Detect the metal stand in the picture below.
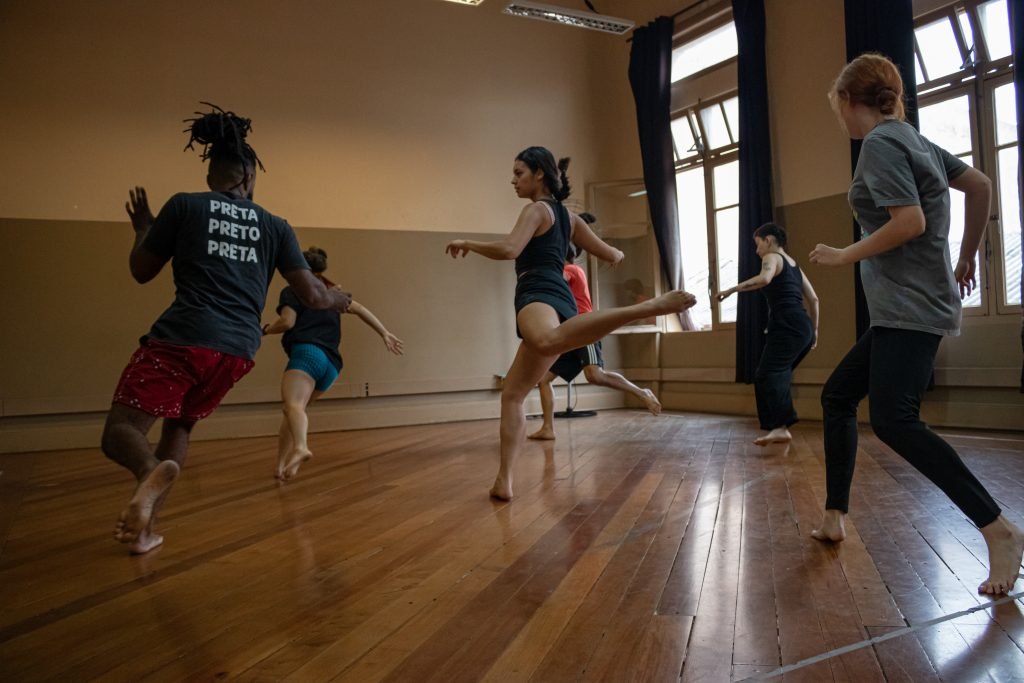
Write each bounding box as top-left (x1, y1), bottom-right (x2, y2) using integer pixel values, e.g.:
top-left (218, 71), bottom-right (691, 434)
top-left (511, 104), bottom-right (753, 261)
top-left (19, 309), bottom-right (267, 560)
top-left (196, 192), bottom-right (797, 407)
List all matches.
top-left (554, 378), bottom-right (597, 418)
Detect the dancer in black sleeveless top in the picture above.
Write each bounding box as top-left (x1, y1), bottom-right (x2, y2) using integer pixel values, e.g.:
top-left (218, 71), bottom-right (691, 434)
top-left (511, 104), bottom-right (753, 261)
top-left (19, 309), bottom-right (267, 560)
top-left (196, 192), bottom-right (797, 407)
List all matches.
top-left (446, 147), bottom-right (697, 500)
top-left (717, 223), bottom-right (819, 445)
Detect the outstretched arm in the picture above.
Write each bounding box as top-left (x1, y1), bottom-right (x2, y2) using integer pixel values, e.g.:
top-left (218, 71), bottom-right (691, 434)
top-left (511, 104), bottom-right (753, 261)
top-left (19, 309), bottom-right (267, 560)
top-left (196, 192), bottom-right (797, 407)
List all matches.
top-left (445, 203), bottom-right (548, 261)
top-left (125, 186), bottom-right (170, 283)
top-left (716, 254), bottom-right (782, 301)
top-left (569, 214), bottom-right (623, 265)
top-left (262, 306), bottom-right (297, 336)
top-left (809, 205), bottom-right (925, 267)
top-left (800, 272), bottom-right (820, 349)
top-left (347, 301), bottom-right (404, 355)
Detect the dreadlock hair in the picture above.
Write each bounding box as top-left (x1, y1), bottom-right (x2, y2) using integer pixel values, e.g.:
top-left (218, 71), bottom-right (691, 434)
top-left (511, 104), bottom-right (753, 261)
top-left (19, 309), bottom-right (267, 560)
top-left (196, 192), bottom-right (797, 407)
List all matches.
top-left (515, 146), bottom-right (572, 202)
top-left (183, 102), bottom-right (265, 180)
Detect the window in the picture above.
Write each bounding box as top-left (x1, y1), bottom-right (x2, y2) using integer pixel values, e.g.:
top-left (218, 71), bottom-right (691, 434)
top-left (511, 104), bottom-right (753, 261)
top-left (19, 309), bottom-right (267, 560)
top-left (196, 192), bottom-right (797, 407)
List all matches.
top-left (669, 14), bottom-right (739, 330)
top-left (915, 0), bottom-right (1019, 315)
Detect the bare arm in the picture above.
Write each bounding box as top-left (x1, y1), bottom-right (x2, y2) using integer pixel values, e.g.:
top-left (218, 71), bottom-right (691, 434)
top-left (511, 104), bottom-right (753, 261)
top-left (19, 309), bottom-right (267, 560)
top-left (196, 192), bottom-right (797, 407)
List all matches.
top-left (716, 254), bottom-right (782, 301)
top-left (125, 186), bottom-right (170, 283)
top-left (261, 306), bottom-right (297, 336)
top-left (283, 269), bottom-right (352, 313)
top-left (949, 166), bottom-right (992, 298)
top-left (445, 203), bottom-right (548, 261)
top-left (347, 301), bottom-right (404, 355)
top-left (569, 214), bottom-right (624, 265)
top-left (801, 272), bottom-right (820, 349)
top-left (809, 204), bottom-right (926, 266)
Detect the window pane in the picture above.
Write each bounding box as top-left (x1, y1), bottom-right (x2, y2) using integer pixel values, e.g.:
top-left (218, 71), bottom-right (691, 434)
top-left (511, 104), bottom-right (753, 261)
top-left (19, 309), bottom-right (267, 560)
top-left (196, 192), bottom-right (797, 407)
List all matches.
top-left (998, 147), bottom-right (1021, 306)
top-left (915, 17), bottom-right (964, 80)
top-left (713, 160), bottom-right (739, 209)
top-left (671, 114), bottom-right (697, 160)
top-left (947, 157), bottom-right (982, 308)
top-left (676, 168), bottom-right (712, 329)
top-left (722, 97), bottom-right (739, 143)
top-left (994, 82), bottom-right (1017, 146)
top-left (919, 95), bottom-right (972, 156)
top-left (715, 207), bottom-right (739, 323)
top-left (956, 9), bottom-right (975, 66)
top-left (700, 104), bottom-right (731, 150)
top-left (915, 54), bottom-right (926, 86)
top-left (978, 0), bottom-right (1011, 60)
top-left (671, 22), bottom-right (738, 82)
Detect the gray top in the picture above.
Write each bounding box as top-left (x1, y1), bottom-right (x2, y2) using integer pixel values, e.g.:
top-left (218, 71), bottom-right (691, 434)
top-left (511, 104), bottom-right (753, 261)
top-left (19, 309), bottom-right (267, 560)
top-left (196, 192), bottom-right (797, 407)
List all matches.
top-left (142, 191), bottom-right (309, 359)
top-left (849, 120), bottom-right (969, 337)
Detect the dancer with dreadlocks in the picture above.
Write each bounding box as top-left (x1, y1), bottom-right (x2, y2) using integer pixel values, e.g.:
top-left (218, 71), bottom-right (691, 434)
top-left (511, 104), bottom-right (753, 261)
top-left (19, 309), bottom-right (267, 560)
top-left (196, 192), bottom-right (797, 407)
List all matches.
top-left (446, 147), bottom-right (696, 500)
top-left (102, 103), bottom-right (352, 554)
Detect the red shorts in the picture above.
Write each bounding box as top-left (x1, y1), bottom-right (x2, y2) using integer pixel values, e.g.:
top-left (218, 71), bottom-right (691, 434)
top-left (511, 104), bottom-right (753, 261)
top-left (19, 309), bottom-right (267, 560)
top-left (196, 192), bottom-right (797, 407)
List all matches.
top-left (112, 339), bottom-right (254, 421)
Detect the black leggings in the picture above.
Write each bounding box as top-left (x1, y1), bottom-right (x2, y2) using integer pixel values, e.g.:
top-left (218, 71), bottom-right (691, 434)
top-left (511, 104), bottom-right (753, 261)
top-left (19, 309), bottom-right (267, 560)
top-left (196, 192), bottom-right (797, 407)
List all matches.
top-left (754, 307), bottom-right (814, 431)
top-left (821, 327), bottom-right (1001, 528)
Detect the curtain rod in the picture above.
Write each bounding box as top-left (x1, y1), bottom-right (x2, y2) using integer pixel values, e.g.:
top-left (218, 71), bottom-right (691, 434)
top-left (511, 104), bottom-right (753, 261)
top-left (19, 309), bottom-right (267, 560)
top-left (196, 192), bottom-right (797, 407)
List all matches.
top-left (625, 0), bottom-right (711, 42)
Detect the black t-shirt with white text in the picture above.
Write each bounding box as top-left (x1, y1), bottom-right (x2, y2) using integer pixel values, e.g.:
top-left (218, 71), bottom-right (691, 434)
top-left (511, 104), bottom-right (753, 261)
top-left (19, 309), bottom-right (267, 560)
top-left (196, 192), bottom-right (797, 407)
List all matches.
top-left (142, 191), bottom-right (309, 359)
top-left (278, 287), bottom-right (343, 372)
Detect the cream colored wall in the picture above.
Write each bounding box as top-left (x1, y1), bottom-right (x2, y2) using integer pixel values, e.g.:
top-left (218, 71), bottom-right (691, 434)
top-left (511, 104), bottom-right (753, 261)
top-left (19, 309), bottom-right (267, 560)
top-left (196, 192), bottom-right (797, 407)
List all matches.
top-left (0, 0), bottom-right (615, 232)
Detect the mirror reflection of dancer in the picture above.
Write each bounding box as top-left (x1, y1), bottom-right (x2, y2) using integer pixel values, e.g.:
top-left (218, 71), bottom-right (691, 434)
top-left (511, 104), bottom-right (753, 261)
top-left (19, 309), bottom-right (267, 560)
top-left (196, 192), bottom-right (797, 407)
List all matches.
top-left (101, 104), bottom-right (352, 554)
top-left (810, 54), bottom-right (1022, 595)
top-left (262, 247), bottom-right (403, 480)
top-left (528, 214), bottom-right (661, 442)
top-left (717, 223), bottom-right (819, 446)
top-left (445, 147), bottom-right (696, 500)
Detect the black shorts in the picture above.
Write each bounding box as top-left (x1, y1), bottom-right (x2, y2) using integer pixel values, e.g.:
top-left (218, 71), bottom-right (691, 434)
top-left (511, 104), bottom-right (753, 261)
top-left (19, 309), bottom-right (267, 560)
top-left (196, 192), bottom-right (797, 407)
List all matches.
top-left (549, 341), bottom-right (603, 382)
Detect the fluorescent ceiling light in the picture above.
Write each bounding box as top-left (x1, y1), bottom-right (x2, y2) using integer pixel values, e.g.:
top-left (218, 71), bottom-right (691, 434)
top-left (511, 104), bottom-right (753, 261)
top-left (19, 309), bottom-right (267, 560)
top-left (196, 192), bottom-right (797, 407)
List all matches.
top-left (628, 189), bottom-right (647, 197)
top-left (504, 1), bottom-right (635, 34)
top-left (443, 0), bottom-right (484, 5)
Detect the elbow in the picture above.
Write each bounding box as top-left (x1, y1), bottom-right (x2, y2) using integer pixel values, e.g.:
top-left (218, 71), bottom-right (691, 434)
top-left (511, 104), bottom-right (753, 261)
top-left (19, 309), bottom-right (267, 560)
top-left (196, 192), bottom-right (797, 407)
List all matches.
top-left (130, 265), bottom-right (154, 284)
top-left (499, 244), bottom-right (519, 260)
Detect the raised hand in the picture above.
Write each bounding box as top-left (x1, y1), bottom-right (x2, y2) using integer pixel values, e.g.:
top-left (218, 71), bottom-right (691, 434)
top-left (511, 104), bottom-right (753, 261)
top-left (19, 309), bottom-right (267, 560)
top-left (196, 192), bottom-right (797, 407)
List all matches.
top-left (445, 240), bottom-right (471, 258)
top-left (809, 243), bottom-right (846, 266)
top-left (383, 332), bottom-right (404, 355)
top-left (125, 186), bottom-right (154, 234)
top-left (954, 257), bottom-right (976, 299)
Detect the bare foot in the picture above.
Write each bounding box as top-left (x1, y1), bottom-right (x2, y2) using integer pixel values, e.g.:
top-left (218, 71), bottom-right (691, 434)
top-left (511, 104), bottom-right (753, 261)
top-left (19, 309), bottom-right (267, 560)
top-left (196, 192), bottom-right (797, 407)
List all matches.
top-left (754, 428), bottom-right (792, 446)
top-left (640, 389), bottom-right (661, 416)
top-left (978, 516), bottom-right (1024, 595)
top-left (648, 290), bottom-right (698, 316)
top-left (114, 461), bottom-right (180, 544)
top-left (280, 448), bottom-right (313, 481)
top-left (129, 528), bottom-right (164, 555)
top-left (528, 427), bottom-right (556, 441)
top-left (490, 474), bottom-right (513, 501)
top-left (811, 509), bottom-right (847, 542)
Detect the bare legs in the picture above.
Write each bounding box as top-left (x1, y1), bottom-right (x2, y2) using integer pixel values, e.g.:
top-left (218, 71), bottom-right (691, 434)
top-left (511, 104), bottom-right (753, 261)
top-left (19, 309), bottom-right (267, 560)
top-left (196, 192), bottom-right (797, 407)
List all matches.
top-left (979, 516), bottom-right (1024, 595)
top-left (527, 372), bottom-right (558, 440)
top-left (494, 344), bottom-right (558, 500)
top-left (101, 404), bottom-right (192, 554)
top-left (583, 365), bottom-right (661, 416)
top-left (499, 292), bottom-right (695, 500)
top-left (277, 369), bottom-right (323, 480)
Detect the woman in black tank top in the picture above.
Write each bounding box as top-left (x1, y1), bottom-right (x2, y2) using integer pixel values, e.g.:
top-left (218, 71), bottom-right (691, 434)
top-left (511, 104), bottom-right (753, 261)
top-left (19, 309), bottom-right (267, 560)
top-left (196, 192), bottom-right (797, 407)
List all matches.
top-left (717, 223), bottom-right (819, 446)
top-left (445, 147), bottom-right (698, 501)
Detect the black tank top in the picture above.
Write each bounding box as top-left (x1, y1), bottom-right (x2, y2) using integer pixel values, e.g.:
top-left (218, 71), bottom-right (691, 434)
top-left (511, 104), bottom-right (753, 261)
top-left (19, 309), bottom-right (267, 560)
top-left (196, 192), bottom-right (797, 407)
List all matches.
top-left (515, 199), bottom-right (571, 278)
top-left (761, 256), bottom-right (804, 312)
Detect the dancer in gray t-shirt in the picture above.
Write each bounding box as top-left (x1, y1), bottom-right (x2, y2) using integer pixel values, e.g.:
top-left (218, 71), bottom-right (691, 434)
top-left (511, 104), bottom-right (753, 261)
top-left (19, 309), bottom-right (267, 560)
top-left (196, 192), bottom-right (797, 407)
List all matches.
top-left (809, 54), bottom-right (1023, 596)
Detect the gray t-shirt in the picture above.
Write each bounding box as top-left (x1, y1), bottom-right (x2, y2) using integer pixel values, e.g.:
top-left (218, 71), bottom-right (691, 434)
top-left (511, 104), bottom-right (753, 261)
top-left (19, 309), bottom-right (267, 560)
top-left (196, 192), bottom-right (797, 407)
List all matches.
top-left (849, 120), bottom-right (969, 336)
top-left (142, 191), bottom-right (309, 359)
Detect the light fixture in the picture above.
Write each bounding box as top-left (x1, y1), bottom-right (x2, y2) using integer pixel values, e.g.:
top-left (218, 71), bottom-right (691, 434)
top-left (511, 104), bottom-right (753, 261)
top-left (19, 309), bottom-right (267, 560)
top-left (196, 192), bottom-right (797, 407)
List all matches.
top-left (443, 0), bottom-right (485, 5)
top-left (628, 189), bottom-right (647, 197)
top-left (503, 1), bottom-right (635, 35)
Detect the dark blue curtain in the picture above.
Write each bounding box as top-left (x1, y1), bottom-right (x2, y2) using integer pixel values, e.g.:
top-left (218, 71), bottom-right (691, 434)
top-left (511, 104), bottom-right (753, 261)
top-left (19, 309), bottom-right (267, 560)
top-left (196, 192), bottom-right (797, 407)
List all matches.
top-left (844, 0), bottom-right (918, 337)
top-left (629, 17), bottom-right (696, 331)
top-left (731, 0), bottom-right (774, 383)
top-left (1012, 0), bottom-right (1023, 391)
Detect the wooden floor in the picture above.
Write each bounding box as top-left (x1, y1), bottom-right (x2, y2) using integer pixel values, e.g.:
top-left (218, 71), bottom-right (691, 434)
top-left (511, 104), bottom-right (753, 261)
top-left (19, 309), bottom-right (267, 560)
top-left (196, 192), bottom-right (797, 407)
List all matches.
top-left (1, 411), bottom-right (1023, 682)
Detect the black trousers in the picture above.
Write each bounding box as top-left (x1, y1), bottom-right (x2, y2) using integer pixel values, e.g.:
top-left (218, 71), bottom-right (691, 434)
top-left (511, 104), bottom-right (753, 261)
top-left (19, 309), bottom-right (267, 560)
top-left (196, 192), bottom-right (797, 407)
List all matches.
top-left (821, 327), bottom-right (1001, 528)
top-left (754, 306), bottom-right (814, 431)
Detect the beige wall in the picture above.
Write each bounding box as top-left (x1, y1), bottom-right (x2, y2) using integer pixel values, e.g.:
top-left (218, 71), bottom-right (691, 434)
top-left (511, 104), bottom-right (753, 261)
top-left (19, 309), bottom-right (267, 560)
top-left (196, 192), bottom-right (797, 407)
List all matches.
top-left (1, 0), bottom-right (1020, 452)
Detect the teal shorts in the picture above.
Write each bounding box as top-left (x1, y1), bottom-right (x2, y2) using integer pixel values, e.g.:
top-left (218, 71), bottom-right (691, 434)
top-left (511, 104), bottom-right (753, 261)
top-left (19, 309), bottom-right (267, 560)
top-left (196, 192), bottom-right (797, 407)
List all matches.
top-left (286, 343), bottom-right (339, 392)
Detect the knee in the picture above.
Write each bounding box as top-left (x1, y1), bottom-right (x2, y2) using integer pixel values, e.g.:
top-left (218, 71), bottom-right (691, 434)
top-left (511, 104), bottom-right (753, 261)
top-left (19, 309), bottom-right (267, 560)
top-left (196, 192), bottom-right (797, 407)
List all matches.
top-left (524, 333), bottom-right (560, 358)
top-left (869, 409), bottom-right (911, 446)
top-left (502, 384), bottom-right (530, 405)
top-left (282, 400), bottom-right (305, 417)
top-left (583, 367), bottom-right (604, 385)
